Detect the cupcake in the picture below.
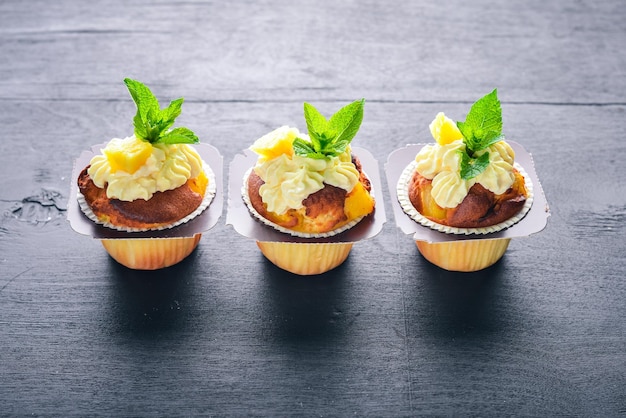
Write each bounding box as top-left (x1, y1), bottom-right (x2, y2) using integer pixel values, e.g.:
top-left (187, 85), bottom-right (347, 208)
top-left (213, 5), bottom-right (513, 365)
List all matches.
top-left (396, 89), bottom-right (536, 271)
top-left (241, 99), bottom-right (376, 275)
top-left (75, 78), bottom-right (217, 270)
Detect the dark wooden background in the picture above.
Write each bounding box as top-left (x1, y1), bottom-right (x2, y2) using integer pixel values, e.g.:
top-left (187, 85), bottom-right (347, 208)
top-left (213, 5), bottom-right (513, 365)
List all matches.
top-left (1, 0), bottom-right (624, 416)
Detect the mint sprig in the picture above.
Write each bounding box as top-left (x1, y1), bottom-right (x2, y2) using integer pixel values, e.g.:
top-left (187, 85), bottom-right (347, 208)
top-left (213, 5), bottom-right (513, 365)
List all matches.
top-left (292, 99), bottom-right (364, 159)
top-left (459, 150), bottom-right (490, 180)
top-left (124, 78), bottom-right (198, 145)
top-left (456, 89), bottom-right (504, 180)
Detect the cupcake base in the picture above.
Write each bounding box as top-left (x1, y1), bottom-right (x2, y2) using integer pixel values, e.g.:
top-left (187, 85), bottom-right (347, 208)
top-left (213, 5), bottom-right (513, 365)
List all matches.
top-left (101, 234), bottom-right (202, 270)
top-left (415, 238), bottom-right (510, 272)
top-left (256, 241), bottom-right (353, 275)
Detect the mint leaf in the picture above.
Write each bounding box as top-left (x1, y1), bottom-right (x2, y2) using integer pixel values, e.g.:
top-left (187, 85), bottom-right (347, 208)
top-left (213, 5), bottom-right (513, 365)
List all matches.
top-left (158, 127), bottom-right (198, 144)
top-left (293, 137), bottom-right (326, 159)
top-left (159, 97), bottom-right (184, 133)
top-left (294, 99), bottom-right (365, 159)
top-left (125, 79), bottom-right (159, 141)
top-left (303, 102), bottom-right (329, 140)
top-left (123, 78), bottom-right (198, 145)
top-left (328, 98), bottom-right (364, 147)
top-left (457, 89), bottom-right (503, 154)
top-left (125, 79), bottom-right (159, 123)
top-left (459, 150), bottom-right (490, 180)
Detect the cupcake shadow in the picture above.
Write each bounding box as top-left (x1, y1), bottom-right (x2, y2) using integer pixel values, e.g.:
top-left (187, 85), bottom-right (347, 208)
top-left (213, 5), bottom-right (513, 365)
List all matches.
top-left (103, 249), bottom-right (206, 340)
top-left (255, 256), bottom-right (352, 347)
top-left (409, 254), bottom-right (514, 338)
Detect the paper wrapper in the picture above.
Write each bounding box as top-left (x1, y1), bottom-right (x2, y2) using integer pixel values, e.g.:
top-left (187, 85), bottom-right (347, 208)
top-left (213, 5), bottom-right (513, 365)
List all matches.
top-left (68, 143), bottom-right (223, 270)
top-left (227, 147), bottom-right (386, 275)
top-left (386, 142), bottom-right (549, 272)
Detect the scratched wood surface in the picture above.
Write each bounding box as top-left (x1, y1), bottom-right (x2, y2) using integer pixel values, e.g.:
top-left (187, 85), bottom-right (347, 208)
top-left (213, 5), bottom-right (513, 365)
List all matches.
top-left (1, 0), bottom-right (625, 416)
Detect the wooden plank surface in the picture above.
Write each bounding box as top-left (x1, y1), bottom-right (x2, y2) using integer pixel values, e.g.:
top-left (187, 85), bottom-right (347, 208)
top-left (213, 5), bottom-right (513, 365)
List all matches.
top-left (1, 0), bottom-right (625, 416)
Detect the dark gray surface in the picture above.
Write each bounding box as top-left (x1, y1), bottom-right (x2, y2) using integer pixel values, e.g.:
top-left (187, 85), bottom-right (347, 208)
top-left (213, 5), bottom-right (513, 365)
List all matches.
top-left (1, 0), bottom-right (625, 416)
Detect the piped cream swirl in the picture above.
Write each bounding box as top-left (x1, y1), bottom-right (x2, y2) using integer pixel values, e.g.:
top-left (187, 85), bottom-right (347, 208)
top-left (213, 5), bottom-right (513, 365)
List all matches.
top-left (88, 135), bottom-right (203, 201)
top-left (251, 127), bottom-right (360, 214)
top-left (415, 113), bottom-right (517, 208)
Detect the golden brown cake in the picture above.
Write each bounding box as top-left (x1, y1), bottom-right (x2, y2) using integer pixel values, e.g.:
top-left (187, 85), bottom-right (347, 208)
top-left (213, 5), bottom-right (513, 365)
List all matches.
top-left (408, 167), bottom-right (527, 229)
top-left (246, 155), bottom-right (372, 234)
top-left (78, 165), bottom-right (208, 230)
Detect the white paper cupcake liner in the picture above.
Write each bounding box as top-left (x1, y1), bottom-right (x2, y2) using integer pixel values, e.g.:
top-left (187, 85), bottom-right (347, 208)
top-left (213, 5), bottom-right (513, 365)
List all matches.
top-left (78, 163), bottom-right (216, 232)
top-left (397, 161), bottom-right (534, 235)
top-left (241, 167), bottom-right (371, 238)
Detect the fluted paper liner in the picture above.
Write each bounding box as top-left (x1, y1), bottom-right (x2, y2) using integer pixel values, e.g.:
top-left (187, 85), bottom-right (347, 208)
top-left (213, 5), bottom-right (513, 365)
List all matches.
top-left (102, 235), bottom-right (202, 270)
top-left (256, 241), bottom-right (353, 275)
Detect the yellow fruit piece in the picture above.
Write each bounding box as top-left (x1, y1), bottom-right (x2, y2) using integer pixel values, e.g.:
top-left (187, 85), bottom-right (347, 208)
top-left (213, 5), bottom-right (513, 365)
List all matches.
top-left (250, 126), bottom-right (298, 161)
top-left (420, 181), bottom-right (448, 221)
top-left (104, 138), bottom-right (153, 174)
top-left (188, 171), bottom-right (208, 196)
top-left (344, 182), bottom-right (375, 220)
top-left (429, 112), bottom-right (463, 145)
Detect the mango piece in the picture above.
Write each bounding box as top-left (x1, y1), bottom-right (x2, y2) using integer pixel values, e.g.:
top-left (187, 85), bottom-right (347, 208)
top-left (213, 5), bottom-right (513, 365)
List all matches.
top-left (188, 171), bottom-right (208, 196)
top-left (429, 112), bottom-right (463, 145)
top-left (250, 126), bottom-right (298, 161)
top-left (344, 182), bottom-right (375, 220)
top-left (421, 182), bottom-right (448, 220)
top-left (104, 139), bottom-right (153, 174)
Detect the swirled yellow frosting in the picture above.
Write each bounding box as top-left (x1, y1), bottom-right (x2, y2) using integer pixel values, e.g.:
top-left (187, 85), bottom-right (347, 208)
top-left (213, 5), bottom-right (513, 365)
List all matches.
top-left (87, 135), bottom-right (203, 201)
top-left (415, 113), bottom-right (516, 208)
top-left (251, 126), bottom-right (360, 215)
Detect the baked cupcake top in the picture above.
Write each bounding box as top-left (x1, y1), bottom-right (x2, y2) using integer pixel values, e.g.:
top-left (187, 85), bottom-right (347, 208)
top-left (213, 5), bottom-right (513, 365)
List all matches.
top-left (250, 126), bottom-right (362, 215)
top-left (88, 135), bottom-right (204, 201)
top-left (397, 89), bottom-right (533, 234)
top-left (414, 89), bottom-right (518, 209)
top-left (87, 78), bottom-right (204, 202)
top-left (245, 99), bottom-right (375, 236)
top-left (77, 79), bottom-right (215, 232)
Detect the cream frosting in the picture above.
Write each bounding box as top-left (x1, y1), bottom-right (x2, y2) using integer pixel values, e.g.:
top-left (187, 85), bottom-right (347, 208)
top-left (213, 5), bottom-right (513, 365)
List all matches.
top-left (88, 135), bottom-right (203, 201)
top-left (415, 113), bottom-right (516, 208)
top-left (250, 127), bottom-right (360, 215)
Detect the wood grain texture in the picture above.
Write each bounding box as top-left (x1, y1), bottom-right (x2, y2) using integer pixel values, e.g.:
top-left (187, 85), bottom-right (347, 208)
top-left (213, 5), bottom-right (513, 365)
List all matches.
top-left (1, 0), bottom-right (625, 416)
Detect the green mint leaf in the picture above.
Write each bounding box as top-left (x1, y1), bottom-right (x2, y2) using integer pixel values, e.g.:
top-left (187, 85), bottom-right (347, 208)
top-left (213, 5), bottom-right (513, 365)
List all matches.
top-left (303, 102), bottom-right (328, 138)
top-left (330, 139), bottom-right (350, 156)
top-left (295, 99), bottom-right (365, 159)
top-left (328, 98), bottom-right (364, 147)
top-left (123, 78), bottom-right (197, 145)
top-left (132, 112), bottom-right (148, 139)
top-left (124, 78), bottom-right (160, 142)
top-left (481, 131), bottom-right (505, 149)
top-left (317, 132), bottom-right (336, 153)
top-left (293, 137), bottom-right (325, 159)
top-left (158, 97), bottom-right (184, 133)
top-left (157, 127), bottom-right (199, 145)
top-left (307, 130), bottom-right (324, 154)
top-left (457, 89), bottom-right (503, 153)
top-left (459, 150), bottom-right (490, 180)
